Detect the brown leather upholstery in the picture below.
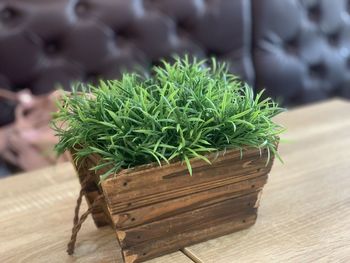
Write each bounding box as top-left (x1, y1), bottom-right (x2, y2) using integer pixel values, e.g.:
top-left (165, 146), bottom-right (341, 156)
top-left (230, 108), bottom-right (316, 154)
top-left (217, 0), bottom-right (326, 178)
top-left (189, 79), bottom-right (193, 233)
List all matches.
top-left (1, 0), bottom-right (350, 125)
top-left (0, 0), bottom-right (253, 125)
top-left (253, 0), bottom-right (350, 105)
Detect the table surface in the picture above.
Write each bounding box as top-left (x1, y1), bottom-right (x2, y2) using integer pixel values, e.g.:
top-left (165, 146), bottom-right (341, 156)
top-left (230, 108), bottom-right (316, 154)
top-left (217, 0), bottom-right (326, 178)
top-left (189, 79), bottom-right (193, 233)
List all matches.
top-left (1, 99), bottom-right (350, 263)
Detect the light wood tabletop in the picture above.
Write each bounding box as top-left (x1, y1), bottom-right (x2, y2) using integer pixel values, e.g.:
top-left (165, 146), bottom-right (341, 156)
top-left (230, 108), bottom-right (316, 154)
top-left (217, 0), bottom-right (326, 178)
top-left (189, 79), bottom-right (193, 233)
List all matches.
top-left (1, 98), bottom-right (350, 263)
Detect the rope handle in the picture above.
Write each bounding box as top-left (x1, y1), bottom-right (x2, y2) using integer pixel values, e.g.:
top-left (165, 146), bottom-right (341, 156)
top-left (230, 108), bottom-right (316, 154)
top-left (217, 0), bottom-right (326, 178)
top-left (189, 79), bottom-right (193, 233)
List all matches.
top-left (67, 174), bottom-right (104, 255)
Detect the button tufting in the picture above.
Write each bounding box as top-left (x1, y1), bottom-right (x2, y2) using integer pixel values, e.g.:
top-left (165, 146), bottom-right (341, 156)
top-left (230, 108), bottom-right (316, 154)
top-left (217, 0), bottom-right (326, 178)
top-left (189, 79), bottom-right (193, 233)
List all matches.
top-left (85, 72), bottom-right (100, 83)
top-left (309, 63), bottom-right (326, 79)
top-left (0, 7), bottom-right (18, 24)
top-left (75, 1), bottom-right (90, 16)
top-left (284, 37), bottom-right (299, 55)
top-left (44, 40), bottom-right (62, 55)
top-left (177, 19), bottom-right (195, 33)
top-left (346, 57), bottom-right (350, 69)
top-left (116, 27), bottom-right (134, 43)
top-left (253, 0), bottom-right (350, 104)
top-left (307, 4), bottom-right (321, 23)
top-left (328, 31), bottom-right (340, 46)
top-left (0, 0), bottom-right (253, 106)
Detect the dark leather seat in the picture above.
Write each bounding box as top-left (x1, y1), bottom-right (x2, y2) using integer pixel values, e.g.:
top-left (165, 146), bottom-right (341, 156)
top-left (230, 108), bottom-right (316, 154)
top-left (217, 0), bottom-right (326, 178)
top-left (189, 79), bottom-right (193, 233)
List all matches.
top-left (0, 0), bottom-right (253, 125)
top-left (1, 0), bottom-right (350, 126)
top-left (253, 0), bottom-right (350, 105)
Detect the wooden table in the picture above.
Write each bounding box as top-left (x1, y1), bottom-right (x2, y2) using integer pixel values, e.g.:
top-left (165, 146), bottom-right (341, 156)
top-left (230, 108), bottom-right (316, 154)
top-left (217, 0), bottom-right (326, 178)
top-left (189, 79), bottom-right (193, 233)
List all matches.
top-left (1, 99), bottom-right (350, 262)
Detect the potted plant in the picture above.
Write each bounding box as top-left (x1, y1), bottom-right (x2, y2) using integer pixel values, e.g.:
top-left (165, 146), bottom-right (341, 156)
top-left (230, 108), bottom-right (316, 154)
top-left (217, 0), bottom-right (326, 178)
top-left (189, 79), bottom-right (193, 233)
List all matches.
top-left (53, 57), bottom-right (284, 263)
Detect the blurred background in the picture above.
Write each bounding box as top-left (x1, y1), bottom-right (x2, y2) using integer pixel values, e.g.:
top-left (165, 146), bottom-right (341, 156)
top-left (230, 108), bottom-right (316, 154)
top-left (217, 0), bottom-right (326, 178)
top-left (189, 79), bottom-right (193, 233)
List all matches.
top-left (1, 0), bottom-right (350, 176)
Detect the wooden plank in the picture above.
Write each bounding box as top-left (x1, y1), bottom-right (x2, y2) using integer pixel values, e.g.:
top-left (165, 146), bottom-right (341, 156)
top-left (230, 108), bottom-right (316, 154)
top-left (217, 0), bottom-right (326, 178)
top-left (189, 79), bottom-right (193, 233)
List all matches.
top-left (92, 142), bottom-right (273, 263)
top-left (0, 163), bottom-right (193, 263)
top-left (108, 166), bottom-right (271, 214)
top-left (111, 175), bottom-right (267, 229)
top-left (72, 153), bottom-right (111, 227)
top-left (1, 99), bottom-right (349, 263)
top-left (97, 138), bottom-right (274, 262)
top-left (117, 191), bottom-right (261, 248)
top-left (122, 209), bottom-right (257, 263)
top-left (102, 148), bottom-right (270, 205)
top-left (183, 99), bottom-right (350, 262)
top-left (74, 148), bottom-right (272, 229)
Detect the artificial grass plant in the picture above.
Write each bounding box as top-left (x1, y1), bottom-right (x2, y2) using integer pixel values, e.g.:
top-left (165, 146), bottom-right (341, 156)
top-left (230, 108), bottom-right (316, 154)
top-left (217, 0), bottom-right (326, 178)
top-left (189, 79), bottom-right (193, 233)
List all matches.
top-left (53, 57), bottom-right (285, 180)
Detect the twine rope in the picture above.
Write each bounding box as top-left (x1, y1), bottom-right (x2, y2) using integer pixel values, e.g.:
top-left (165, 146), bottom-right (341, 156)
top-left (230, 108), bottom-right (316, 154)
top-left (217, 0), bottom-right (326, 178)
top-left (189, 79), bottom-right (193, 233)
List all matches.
top-left (67, 173), bottom-right (104, 255)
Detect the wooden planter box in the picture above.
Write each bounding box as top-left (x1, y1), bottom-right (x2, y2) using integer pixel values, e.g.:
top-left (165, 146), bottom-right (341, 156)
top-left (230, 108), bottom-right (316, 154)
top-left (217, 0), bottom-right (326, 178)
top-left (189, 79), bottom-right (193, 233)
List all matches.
top-left (72, 147), bottom-right (275, 263)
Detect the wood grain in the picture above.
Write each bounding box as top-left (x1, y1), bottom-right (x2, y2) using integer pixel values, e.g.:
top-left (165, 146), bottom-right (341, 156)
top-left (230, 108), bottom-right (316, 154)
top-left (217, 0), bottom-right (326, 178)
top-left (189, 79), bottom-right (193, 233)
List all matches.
top-left (0, 164), bottom-right (193, 263)
top-left (117, 192), bottom-right (260, 248)
top-left (1, 98), bottom-right (349, 263)
top-left (112, 175), bottom-right (267, 229)
top-left (183, 98), bottom-right (350, 262)
top-left (72, 153), bottom-right (111, 227)
top-left (97, 146), bottom-right (272, 262)
top-left (122, 209), bottom-right (257, 263)
top-left (101, 148), bottom-right (268, 204)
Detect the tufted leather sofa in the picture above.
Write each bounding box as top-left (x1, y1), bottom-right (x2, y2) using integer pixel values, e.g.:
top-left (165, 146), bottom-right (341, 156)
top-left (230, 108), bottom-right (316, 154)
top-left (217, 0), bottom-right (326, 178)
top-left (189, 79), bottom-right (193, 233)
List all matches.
top-left (1, 0), bottom-right (350, 126)
top-left (253, 0), bottom-right (350, 104)
top-left (0, 0), bottom-right (253, 126)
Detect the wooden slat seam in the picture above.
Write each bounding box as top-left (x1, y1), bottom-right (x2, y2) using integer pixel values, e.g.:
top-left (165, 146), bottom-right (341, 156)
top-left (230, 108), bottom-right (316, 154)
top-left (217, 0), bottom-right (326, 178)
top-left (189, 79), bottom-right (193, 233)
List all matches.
top-left (109, 172), bottom-right (270, 214)
top-left (180, 248), bottom-right (204, 263)
top-left (117, 190), bottom-right (262, 231)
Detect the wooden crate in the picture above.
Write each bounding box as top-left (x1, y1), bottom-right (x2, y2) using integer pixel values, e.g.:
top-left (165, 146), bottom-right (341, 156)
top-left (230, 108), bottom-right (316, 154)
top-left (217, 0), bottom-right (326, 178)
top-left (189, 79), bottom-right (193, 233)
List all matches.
top-left (95, 147), bottom-right (274, 263)
top-left (71, 153), bottom-right (111, 227)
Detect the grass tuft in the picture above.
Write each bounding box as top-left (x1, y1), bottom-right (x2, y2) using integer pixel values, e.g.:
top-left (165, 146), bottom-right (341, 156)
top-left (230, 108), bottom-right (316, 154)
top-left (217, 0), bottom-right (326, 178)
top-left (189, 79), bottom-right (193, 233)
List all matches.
top-left (53, 57), bottom-right (285, 180)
